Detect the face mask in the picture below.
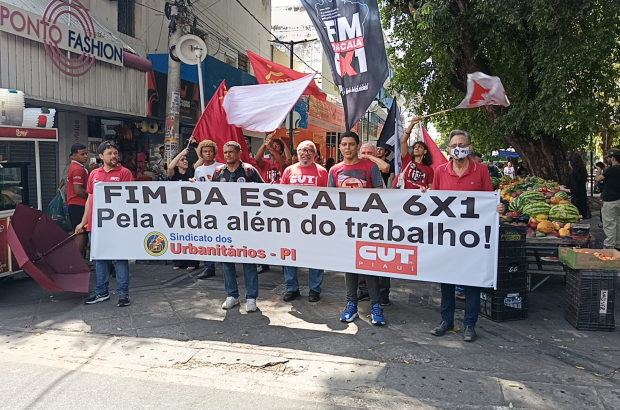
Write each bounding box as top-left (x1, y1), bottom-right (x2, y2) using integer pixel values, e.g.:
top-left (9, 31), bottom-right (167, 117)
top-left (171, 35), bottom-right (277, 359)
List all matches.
top-left (451, 146), bottom-right (470, 159)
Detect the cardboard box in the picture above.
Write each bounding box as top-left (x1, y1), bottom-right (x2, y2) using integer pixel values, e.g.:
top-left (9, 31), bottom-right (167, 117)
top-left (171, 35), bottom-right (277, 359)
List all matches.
top-left (559, 248), bottom-right (620, 270)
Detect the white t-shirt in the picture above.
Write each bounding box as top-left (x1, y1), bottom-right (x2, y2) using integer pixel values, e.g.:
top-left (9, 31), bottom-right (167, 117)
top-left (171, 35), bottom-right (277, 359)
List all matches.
top-left (194, 162), bottom-right (224, 182)
top-left (504, 166), bottom-right (515, 178)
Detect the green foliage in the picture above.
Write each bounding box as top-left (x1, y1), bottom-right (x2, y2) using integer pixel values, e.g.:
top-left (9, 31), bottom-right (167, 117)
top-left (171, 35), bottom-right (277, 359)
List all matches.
top-left (381, 0), bottom-right (620, 151)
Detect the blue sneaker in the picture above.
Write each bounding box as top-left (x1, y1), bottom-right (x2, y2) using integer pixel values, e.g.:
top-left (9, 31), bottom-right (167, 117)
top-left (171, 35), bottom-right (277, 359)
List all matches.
top-left (371, 303), bottom-right (385, 326)
top-left (340, 301), bottom-right (358, 322)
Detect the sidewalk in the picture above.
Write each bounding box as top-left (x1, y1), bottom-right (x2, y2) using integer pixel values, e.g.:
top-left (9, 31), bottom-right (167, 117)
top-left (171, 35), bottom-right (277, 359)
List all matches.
top-left (0, 216), bottom-right (618, 409)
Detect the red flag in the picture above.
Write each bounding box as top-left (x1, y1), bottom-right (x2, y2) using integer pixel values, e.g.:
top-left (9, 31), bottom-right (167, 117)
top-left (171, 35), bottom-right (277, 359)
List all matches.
top-left (421, 124), bottom-right (448, 170)
top-left (247, 50), bottom-right (327, 101)
top-left (193, 80), bottom-right (251, 164)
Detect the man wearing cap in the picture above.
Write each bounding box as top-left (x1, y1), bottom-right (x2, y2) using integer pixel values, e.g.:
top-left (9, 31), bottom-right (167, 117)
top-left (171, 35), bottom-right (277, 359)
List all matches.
top-left (596, 149), bottom-right (620, 249)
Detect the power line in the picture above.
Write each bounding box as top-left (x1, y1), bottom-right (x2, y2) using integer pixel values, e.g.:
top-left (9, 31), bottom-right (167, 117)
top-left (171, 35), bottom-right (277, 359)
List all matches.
top-left (233, 0), bottom-right (338, 88)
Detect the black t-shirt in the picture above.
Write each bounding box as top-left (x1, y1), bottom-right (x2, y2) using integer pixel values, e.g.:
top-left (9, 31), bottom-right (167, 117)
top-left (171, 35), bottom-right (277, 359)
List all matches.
top-left (212, 162), bottom-right (264, 183)
top-left (602, 165), bottom-right (620, 202)
top-left (565, 170), bottom-right (588, 216)
top-left (170, 167), bottom-right (194, 181)
top-left (381, 159), bottom-right (394, 187)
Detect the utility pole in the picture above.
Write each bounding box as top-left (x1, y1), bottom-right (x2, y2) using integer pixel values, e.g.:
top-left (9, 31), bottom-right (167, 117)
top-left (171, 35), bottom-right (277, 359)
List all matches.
top-left (271, 39), bottom-right (317, 153)
top-left (165, 2), bottom-right (184, 166)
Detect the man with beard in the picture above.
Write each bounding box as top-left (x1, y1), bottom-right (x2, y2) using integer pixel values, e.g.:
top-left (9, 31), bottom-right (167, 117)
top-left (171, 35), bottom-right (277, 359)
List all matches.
top-left (212, 141), bottom-right (264, 312)
top-left (76, 141), bottom-right (134, 307)
top-left (280, 140), bottom-right (328, 302)
top-left (328, 131), bottom-right (385, 325)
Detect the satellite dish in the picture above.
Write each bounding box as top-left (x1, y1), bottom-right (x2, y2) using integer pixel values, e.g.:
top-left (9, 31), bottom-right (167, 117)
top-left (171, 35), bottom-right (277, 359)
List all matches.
top-left (176, 35), bottom-right (208, 66)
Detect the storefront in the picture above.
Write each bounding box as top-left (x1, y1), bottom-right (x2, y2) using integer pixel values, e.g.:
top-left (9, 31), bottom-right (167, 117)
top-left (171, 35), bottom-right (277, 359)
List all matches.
top-left (146, 54), bottom-right (265, 161)
top-left (0, 0), bottom-right (151, 207)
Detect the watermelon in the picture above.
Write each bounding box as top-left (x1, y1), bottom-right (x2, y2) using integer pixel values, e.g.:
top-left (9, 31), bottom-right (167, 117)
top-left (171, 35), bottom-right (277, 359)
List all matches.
top-left (491, 177), bottom-right (500, 190)
top-left (519, 191), bottom-right (546, 203)
top-left (523, 202), bottom-right (551, 217)
top-left (554, 191), bottom-right (568, 200)
top-left (509, 196), bottom-right (523, 212)
top-left (549, 203), bottom-right (580, 223)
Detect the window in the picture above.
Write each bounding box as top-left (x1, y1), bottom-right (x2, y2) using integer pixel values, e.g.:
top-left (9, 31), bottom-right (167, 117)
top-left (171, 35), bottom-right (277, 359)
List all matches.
top-left (237, 52), bottom-right (249, 73)
top-left (118, 0), bottom-right (135, 37)
top-left (225, 55), bottom-right (238, 68)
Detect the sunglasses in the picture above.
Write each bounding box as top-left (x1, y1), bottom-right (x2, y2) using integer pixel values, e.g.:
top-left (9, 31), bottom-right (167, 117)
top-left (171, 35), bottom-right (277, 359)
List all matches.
top-left (180, 157), bottom-right (187, 161)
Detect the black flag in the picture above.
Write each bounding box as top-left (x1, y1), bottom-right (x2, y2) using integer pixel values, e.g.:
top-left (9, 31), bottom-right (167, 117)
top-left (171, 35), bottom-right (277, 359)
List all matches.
top-left (301, 0), bottom-right (389, 131)
top-left (376, 100), bottom-right (403, 174)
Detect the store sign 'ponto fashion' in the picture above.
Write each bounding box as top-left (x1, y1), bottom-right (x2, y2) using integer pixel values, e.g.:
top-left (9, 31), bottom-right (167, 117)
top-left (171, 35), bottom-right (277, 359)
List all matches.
top-left (0, 0), bottom-right (123, 76)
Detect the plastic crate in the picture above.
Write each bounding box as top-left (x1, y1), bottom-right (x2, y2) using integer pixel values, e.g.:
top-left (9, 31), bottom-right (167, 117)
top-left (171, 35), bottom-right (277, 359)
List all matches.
top-left (497, 257), bottom-right (529, 290)
top-left (499, 224), bottom-right (526, 259)
top-left (565, 267), bottom-right (616, 331)
top-left (480, 289), bottom-right (528, 322)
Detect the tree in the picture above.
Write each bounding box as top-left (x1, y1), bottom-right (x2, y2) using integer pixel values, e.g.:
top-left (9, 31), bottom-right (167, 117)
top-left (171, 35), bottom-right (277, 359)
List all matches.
top-left (381, 0), bottom-right (620, 181)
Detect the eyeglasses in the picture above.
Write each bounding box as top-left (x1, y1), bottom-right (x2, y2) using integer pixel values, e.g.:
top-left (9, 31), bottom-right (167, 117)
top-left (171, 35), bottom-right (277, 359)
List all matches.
top-left (448, 143), bottom-right (471, 149)
top-left (298, 148), bottom-right (316, 154)
top-left (180, 157), bottom-right (187, 161)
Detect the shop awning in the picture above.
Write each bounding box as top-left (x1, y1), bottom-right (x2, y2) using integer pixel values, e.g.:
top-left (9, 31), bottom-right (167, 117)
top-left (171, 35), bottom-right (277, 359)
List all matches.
top-left (148, 54), bottom-right (257, 101)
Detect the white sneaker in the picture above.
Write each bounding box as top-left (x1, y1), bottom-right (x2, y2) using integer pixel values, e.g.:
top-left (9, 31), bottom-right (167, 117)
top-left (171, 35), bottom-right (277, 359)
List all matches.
top-left (222, 296), bottom-right (240, 310)
top-left (246, 299), bottom-right (257, 312)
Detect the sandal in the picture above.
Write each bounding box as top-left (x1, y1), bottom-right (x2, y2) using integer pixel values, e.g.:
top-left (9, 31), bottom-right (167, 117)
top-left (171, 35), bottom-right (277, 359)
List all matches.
top-left (187, 267), bottom-right (196, 271)
top-left (173, 267), bottom-right (180, 270)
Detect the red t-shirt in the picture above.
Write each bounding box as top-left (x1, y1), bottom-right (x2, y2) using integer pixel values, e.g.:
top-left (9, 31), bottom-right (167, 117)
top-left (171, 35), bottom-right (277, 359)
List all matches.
top-left (393, 153), bottom-right (434, 189)
top-left (85, 164), bottom-right (134, 231)
top-left (432, 157), bottom-right (493, 192)
top-left (66, 161), bottom-right (88, 206)
top-left (256, 158), bottom-right (284, 184)
top-left (327, 159), bottom-right (383, 189)
top-left (281, 163), bottom-right (328, 187)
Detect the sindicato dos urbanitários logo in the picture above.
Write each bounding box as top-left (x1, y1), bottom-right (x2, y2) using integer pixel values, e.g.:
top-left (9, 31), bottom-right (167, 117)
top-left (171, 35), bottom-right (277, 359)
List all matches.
top-left (144, 232), bottom-right (167, 256)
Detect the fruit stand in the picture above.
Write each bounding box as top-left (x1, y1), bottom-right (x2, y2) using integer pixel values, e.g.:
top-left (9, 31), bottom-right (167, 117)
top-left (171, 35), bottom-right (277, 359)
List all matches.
top-left (497, 176), bottom-right (588, 290)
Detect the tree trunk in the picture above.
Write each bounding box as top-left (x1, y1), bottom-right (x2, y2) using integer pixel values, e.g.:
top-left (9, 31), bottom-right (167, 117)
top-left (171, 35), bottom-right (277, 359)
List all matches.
top-left (505, 132), bottom-right (570, 183)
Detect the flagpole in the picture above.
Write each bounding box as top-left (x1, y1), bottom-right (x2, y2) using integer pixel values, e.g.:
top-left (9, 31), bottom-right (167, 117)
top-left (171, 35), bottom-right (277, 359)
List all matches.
top-left (405, 107), bottom-right (456, 132)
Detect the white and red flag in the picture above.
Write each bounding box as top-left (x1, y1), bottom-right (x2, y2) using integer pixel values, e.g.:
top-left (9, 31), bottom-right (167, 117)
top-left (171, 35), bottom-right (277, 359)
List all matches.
top-left (193, 80), bottom-right (251, 164)
top-left (223, 74), bottom-right (314, 133)
top-left (456, 72), bottom-right (510, 109)
top-left (247, 51), bottom-right (327, 101)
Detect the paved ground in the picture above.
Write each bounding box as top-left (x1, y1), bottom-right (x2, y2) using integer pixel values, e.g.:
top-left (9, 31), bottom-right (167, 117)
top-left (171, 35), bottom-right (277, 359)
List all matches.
top-left (0, 214), bottom-right (618, 409)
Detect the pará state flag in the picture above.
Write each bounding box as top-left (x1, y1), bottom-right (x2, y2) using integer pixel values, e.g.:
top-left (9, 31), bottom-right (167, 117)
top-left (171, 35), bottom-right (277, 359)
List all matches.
top-left (301, 0), bottom-right (389, 131)
top-left (456, 72), bottom-right (510, 109)
top-left (377, 100), bottom-right (403, 175)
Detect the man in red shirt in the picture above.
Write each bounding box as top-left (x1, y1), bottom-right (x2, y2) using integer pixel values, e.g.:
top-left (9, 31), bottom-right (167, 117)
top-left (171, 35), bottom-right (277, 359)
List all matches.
top-left (66, 144), bottom-right (89, 255)
top-left (255, 133), bottom-right (291, 184)
top-left (429, 129), bottom-right (502, 342)
top-left (328, 131), bottom-right (386, 326)
top-left (280, 140), bottom-right (328, 303)
top-left (75, 141), bottom-right (134, 307)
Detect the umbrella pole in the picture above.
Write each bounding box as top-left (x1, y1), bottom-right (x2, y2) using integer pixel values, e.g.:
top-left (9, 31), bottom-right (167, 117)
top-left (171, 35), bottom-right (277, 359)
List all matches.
top-left (38, 232), bottom-right (80, 259)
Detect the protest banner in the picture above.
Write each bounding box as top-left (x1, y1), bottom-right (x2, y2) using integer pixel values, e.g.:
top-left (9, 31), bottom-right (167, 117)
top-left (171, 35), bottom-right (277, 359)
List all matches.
top-left (91, 183), bottom-right (500, 288)
top-left (301, 0), bottom-right (389, 130)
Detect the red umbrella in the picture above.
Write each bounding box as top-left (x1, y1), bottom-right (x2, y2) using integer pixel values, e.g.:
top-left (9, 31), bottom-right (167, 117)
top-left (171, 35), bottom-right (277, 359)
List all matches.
top-left (7, 204), bottom-right (90, 293)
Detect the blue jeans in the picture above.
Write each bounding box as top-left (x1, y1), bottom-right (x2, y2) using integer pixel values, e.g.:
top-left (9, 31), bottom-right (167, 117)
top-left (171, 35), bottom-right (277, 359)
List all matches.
top-left (284, 266), bottom-right (324, 293)
top-left (95, 260), bottom-right (130, 296)
top-left (204, 261), bottom-right (215, 269)
top-left (441, 284), bottom-right (480, 327)
top-left (221, 262), bottom-right (259, 300)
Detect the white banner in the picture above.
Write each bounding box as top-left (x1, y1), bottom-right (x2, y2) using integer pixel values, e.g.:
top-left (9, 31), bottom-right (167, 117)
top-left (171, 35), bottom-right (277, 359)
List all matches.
top-left (92, 182), bottom-right (500, 288)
